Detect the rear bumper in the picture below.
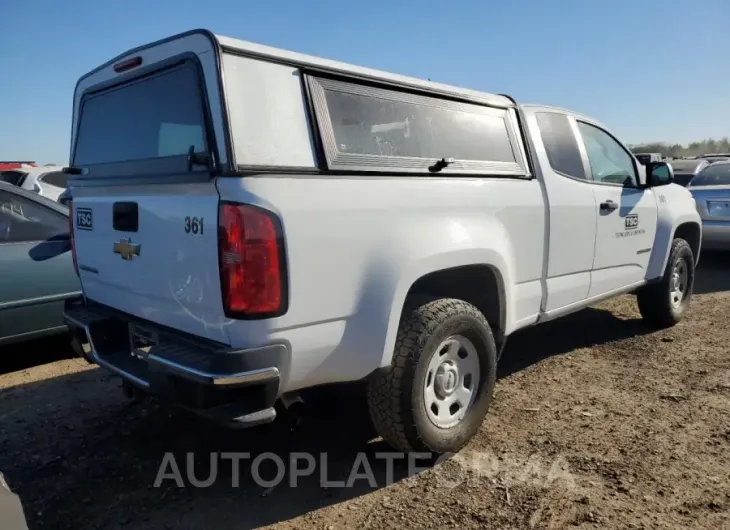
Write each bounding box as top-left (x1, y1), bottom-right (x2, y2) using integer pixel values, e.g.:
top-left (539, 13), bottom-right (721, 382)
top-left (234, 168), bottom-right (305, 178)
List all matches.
top-left (63, 298), bottom-right (283, 428)
top-left (701, 221), bottom-right (730, 250)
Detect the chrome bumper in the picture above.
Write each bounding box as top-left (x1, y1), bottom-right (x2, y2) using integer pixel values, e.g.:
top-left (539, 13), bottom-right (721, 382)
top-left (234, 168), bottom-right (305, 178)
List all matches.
top-left (63, 299), bottom-right (283, 428)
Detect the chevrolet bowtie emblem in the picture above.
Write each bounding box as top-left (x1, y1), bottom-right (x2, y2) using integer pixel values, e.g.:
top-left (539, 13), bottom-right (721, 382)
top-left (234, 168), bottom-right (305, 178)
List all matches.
top-left (113, 238), bottom-right (141, 260)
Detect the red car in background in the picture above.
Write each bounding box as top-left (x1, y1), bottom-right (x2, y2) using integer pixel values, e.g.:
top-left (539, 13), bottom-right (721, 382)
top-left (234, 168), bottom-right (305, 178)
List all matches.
top-left (0, 161), bottom-right (36, 171)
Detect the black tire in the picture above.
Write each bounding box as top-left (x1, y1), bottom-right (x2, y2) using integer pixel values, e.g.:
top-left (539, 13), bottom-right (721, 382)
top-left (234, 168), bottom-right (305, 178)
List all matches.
top-left (366, 297), bottom-right (497, 454)
top-left (637, 238), bottom-right (695, 329)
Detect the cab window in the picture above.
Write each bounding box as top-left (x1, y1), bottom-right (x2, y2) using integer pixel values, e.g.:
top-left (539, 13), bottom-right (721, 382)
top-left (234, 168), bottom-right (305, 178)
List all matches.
top-left (535, 112), bottom-right (586, 179)
top-left (577, 122), bottom-right (638, 187)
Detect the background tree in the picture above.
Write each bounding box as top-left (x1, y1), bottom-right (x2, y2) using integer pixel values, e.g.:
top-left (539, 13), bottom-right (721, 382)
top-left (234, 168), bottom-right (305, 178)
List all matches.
top-left (629, 138), bottom-right (730, 158)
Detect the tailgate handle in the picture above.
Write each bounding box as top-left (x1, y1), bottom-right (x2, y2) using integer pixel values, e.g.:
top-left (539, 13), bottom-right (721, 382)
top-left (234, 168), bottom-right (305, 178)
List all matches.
top-left (113, 202), bottom-right (138, 232)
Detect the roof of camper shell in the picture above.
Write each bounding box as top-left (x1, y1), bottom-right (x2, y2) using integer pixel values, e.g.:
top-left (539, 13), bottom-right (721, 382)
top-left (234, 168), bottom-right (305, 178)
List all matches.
top-left (76, 30), bottom-right (516, 112)
top-left (213, 32), bottom-right (515, 109)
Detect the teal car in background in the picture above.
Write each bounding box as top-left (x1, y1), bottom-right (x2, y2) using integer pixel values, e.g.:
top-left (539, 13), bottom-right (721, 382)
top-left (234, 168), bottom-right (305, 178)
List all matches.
top-left (0, 182), bottom-right (80, 346)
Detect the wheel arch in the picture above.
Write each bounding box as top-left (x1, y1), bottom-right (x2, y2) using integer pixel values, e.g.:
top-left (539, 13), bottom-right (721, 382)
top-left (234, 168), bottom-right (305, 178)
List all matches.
top-left (646, 215), bottom-right (702, 280)
top-left (673, 222), bottom-right (701, 266)
top-left (379, 253), bottom-right (512, 369)
top-left (407, 265), bottom-right (507, 349)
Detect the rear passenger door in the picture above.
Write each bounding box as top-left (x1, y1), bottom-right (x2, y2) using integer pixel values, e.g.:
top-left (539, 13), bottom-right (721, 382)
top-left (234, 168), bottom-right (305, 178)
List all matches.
top-left (529, 109), bottom-right (597, 312)
top-left (574, 121), bottom-right (658, 297)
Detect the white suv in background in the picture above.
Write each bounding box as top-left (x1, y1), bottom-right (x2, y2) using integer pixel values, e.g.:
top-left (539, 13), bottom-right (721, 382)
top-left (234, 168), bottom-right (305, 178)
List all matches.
top-left (0, 166), bottom-right (68, 203)
top-left (20, 166), bottom-right (68, 202)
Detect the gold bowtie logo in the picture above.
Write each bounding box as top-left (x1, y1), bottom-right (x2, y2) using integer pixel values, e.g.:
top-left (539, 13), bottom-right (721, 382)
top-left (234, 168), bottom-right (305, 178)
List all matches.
top-left (113, 238), bottom-right (141, 260)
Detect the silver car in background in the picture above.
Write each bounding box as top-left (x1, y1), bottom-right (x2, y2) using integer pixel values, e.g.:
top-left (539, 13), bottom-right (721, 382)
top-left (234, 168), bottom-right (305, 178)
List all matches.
top-left (670, 159), bottom-right (710, 187)
top-left (701, 154), bottom-right (730, 166)
top-left (689, 162), bottom-right (730, 250)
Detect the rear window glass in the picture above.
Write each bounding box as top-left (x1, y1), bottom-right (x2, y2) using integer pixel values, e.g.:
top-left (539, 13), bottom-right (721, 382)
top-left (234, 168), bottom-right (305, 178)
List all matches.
top-left (74, 63), bottom-right (207, 166)
top-left (308, 76), bottom-right (526, 175)
top-left (673, 173), bottom-right (695, 187)
top-left (670, 161), bottom-right (705, 173)
top-left (635, 154), bottom-right (651, 165)
top-left (0, 171), bottom-right (26, 186)
top-left (690, 164), bottom-right (730, 186)
top-left (40, 171), bottom-right (68, 188)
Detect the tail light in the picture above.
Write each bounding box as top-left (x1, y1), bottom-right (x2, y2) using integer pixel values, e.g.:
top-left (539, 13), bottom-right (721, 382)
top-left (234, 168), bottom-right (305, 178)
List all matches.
top-left (218, 203), bottom-right (286, 317)
top-left (68, 200), bottom-right (79, 275)
top-left (113, 56), bottom-right (143, 73)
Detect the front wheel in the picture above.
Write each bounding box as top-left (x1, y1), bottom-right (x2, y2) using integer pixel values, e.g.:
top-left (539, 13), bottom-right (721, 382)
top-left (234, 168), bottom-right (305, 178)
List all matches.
top-left (367, 298), bottom-right (497, 454)
top-left (637, 238), bottom-right (695, 329)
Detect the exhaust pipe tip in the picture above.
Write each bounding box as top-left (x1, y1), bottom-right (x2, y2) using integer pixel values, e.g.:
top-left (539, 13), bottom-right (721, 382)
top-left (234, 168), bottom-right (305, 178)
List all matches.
top-left (122, 382), bottom-right (147, 404)
top-left (69, 334), bottom-right (93, 364)
top-left (279, 392), bottom-right (307, 431)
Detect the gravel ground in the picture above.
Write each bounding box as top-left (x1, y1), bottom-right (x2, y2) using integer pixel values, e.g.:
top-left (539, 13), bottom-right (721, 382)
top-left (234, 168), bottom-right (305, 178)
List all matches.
top-left (1, 253), bottom-right (728, 530)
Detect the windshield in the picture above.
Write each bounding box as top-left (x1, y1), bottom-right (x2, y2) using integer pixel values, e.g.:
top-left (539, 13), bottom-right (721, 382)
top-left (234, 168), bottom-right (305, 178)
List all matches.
top-left (690, 164), bottom-right (730, 186)
top-left (73, 63), bottom-right (208, 166)
top-left (635, 154), bottom-right (651, 165)
top-left (39, 171), bottom-right (68, 188)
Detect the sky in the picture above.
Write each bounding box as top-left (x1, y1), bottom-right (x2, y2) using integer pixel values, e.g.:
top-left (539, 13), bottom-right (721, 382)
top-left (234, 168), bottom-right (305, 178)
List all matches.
top-left (1, 0), bottom-right (728, 164)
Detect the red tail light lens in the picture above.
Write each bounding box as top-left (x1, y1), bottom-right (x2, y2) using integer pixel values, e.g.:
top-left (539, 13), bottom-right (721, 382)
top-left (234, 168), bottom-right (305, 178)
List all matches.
top-left (219, 204), bottom-right (285, 317)
top-left (68, 200), bottom-right (79, 276)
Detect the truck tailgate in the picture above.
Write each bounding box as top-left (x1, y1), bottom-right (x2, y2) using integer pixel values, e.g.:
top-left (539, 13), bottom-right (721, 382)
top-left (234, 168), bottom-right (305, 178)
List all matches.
top-left (72, 183), bottom-right (229, 344)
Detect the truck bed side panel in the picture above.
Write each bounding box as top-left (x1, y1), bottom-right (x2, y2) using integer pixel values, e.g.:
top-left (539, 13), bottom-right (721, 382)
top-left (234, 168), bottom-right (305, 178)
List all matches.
top-left (216, 175), bottom-right (545, 393)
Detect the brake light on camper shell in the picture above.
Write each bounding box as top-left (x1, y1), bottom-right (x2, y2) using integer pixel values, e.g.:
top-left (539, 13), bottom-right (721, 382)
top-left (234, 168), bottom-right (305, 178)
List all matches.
top-left (218, 204), bottom-right (285, 316)
top-left (113, 56), bottom-right (143, 73)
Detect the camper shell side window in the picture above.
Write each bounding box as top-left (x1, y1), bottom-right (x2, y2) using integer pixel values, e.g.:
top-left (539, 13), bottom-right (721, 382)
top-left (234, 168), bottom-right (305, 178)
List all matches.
top-left (219, 52), bottom-right (528, 177)
top-left (306, 76), bottom-right (528, 176)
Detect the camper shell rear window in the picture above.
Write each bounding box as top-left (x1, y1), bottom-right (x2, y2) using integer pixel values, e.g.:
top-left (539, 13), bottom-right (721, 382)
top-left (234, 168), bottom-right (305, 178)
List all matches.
top-left (73, 62), bottom-right (208, 168)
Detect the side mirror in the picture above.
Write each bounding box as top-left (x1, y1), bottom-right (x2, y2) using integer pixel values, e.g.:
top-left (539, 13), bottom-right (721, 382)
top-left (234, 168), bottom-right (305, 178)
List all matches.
top-left (647, 162), bottom-right (674, 187)
top-left (58, 188), bottom-right (72, 207)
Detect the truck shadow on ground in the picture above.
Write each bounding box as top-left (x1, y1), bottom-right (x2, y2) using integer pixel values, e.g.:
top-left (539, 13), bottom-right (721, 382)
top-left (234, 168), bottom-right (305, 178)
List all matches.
top-left (693, 250), bottom-right (729, 295)
top-left (0, 255), bottom-right (726, 528)
top-left (500, 251), bottom-right (727, 378)
top-left (0, 304), bottom-right (657, 530)
top-left (0, 335), bottom-right (75, 376)
top-left (497, 306), bottom-right (649, 379)
top-left (0, 370), bottom-right (415, 530)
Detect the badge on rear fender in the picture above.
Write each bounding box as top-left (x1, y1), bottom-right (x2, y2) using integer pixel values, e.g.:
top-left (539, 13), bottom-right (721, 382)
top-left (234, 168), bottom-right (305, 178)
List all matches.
top-left (76, 208), bottom-right (93, 231)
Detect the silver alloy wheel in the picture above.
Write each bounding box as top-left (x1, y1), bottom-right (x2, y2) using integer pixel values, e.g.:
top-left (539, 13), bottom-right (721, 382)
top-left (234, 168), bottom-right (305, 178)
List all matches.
top-left (423, 335), bottom-right (481, 429)
top-left (670, 256), bottom-right (689, 308)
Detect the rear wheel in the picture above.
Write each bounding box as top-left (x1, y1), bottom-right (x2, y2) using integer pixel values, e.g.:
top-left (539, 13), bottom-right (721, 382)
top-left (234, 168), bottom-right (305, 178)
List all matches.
top-left (637, 238), bottom-right (695, 329)
top-left (367, 298), bottom-right (497, 454)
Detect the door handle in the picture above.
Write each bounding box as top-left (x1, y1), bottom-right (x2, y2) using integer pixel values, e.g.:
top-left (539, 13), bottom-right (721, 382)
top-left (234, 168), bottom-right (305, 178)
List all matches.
top-left (600, 200), bottom-right (618, 212)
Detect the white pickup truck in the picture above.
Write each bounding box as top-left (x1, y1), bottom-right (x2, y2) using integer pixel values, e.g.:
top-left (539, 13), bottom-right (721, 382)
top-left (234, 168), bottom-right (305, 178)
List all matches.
top-left (64, 30), bottom-right (701, 454)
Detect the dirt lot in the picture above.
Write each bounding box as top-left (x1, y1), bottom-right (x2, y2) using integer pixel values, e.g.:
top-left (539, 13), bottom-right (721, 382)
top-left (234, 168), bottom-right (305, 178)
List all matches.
top-left (1, 254), bottom-right (728, 530)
